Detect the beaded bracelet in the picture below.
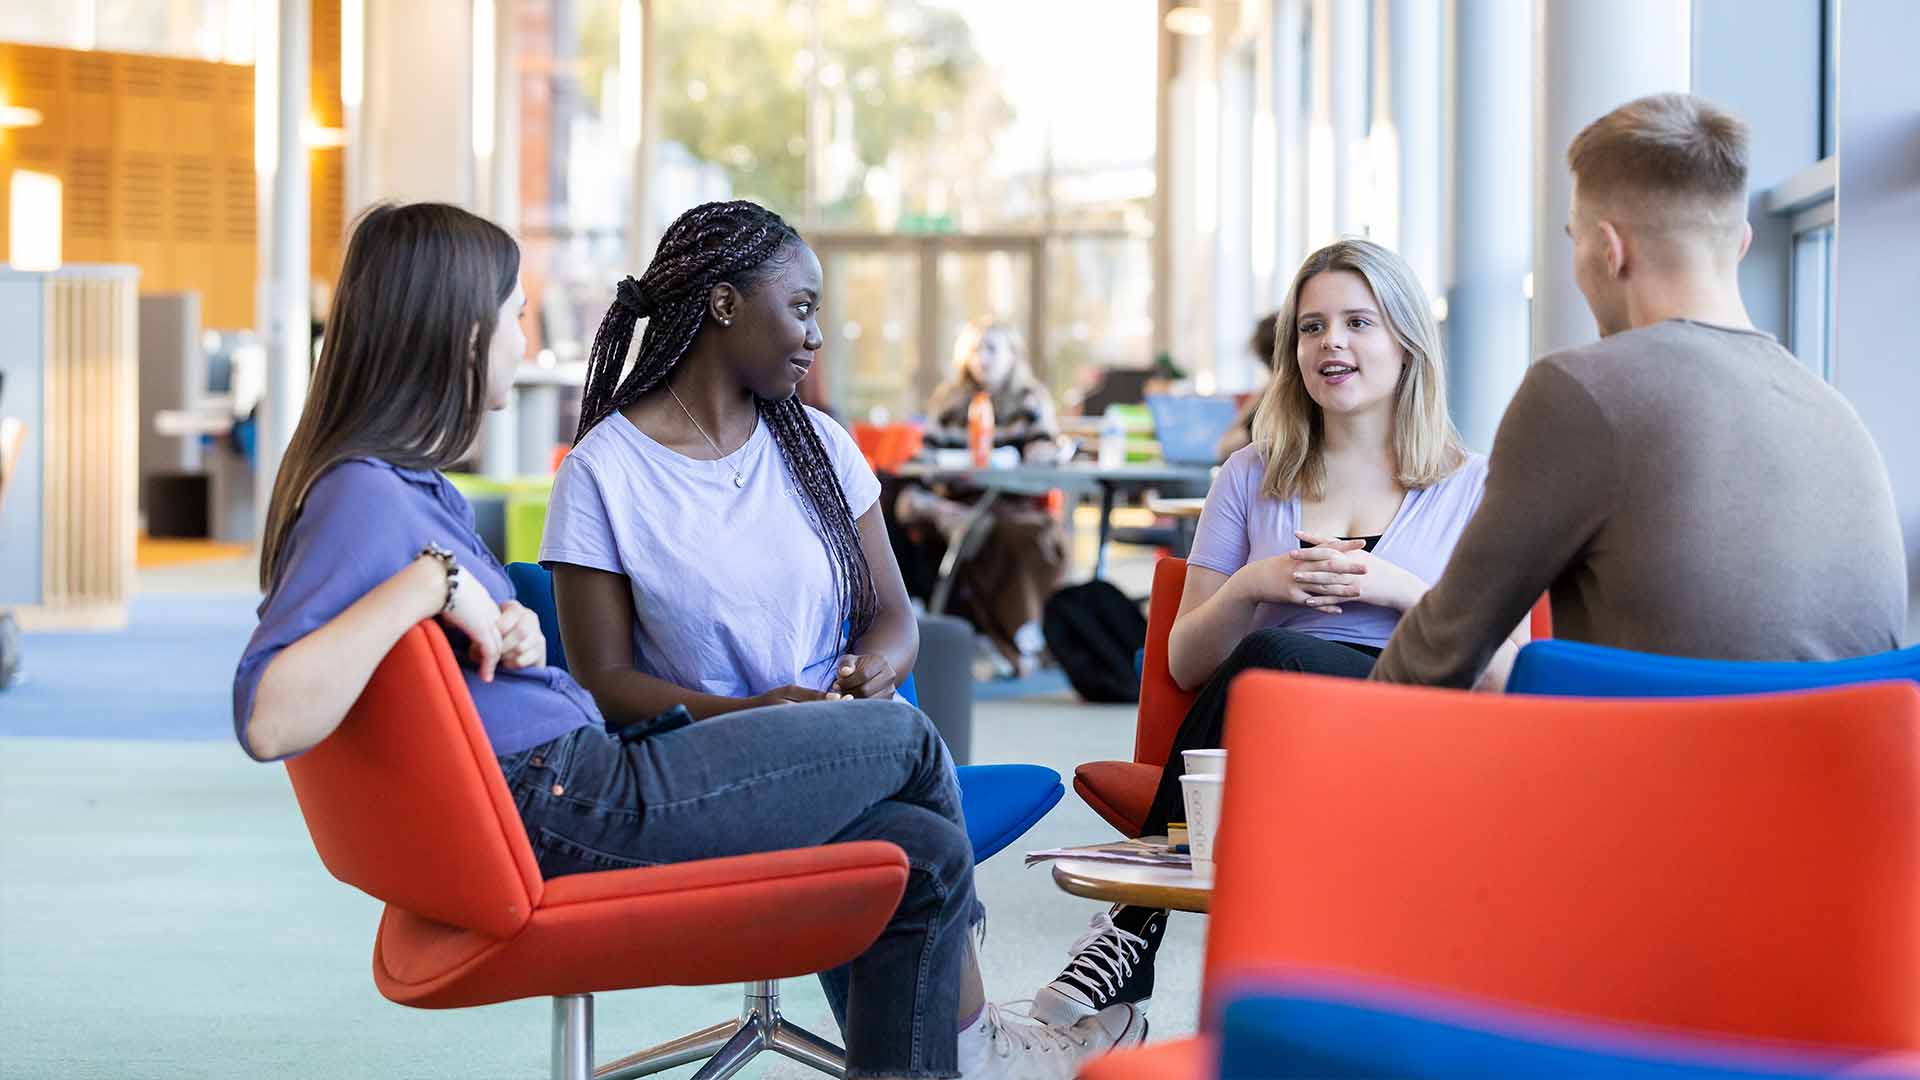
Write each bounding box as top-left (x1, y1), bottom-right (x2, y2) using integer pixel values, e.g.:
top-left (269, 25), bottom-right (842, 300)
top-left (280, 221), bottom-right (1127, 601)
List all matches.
top-left (418, 543), bottom-right (460, 614)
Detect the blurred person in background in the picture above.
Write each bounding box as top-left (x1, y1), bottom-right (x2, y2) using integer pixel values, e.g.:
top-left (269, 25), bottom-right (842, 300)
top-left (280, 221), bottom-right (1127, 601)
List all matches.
top-left (923, 320), bottom-right (1059, 457)
top-left (892, 320), bottom-right (1070, 678)
top-left (1214, 311), bottom-right (1281, 460)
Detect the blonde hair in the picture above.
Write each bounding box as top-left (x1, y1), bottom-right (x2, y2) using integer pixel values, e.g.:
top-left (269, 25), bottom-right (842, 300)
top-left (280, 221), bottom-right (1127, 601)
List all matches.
top-left (1567, 92), bottom-right (1749, 227)
top-left (951, 319), bottom-right (1039, 389)
top-left (1252, 238), bottom-right (1466, 501)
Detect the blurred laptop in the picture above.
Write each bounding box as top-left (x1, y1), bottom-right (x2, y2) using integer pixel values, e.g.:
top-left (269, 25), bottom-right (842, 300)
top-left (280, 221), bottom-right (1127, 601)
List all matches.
top-left (1146, 394), bottom-right (1238, 466)
top-left (1080, 367), bottom-right (1155, 415)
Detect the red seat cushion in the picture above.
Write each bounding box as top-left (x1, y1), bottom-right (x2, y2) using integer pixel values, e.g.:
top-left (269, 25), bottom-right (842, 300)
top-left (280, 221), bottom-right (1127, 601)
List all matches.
top-left (1072, 761), bottom-right (1160, 837)
top-left (374, 841), bottom-right (910, 1009)
top-left (1078, 1035), bottom-right (1213, 1080)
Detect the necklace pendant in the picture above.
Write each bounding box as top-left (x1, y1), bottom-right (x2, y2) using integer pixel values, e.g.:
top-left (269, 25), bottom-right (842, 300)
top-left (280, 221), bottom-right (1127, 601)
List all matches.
top-left (732, 473), bottom-right (745, 489)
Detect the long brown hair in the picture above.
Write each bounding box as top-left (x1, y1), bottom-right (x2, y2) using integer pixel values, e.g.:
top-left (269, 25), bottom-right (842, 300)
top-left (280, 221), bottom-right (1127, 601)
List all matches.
top-left (1253, 238), bottom-right (1466, 500)
top-left (260, 202), bottom-right (520, 588)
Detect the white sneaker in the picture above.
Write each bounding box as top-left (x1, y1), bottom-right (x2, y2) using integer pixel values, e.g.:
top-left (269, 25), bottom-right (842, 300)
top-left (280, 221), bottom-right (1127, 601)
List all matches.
top-left (972, 636), bottom-right (1017, 682)
top-left (957, 1000), bottom-right (1147, 1079)
top-left (1013, 620), bottom-right (1047, 657)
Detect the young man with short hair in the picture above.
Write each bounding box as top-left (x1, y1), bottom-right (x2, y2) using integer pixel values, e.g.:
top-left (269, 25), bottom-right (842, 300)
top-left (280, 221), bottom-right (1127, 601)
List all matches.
top-left (1371, 92), bottom-right (1905, 687)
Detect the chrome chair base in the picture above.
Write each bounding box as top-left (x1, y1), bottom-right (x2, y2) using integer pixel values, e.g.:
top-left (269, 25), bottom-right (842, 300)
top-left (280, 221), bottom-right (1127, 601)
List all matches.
top-left (553, 995), bottom-right (594, 1080)
top-left (586, 979), bottom-right (846, 1080)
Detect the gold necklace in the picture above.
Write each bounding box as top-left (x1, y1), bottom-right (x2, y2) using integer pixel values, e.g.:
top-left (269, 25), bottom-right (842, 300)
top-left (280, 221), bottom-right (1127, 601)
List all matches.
top-left (667, 386), bottom-right (747, 488)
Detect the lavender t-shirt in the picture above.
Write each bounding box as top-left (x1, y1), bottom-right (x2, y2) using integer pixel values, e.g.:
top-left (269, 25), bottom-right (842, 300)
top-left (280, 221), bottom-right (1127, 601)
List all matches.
top-left (540, 406), bottom-right (882, 699)
top-left (1186, 446), bottom-right (1490, 650)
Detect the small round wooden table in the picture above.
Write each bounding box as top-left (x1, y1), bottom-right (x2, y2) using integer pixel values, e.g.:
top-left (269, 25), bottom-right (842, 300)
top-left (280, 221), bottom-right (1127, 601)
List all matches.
top-left (1145, 496), bottom-right (1207, 519)
top-left (1049, 858), bottom-right (1212, 914)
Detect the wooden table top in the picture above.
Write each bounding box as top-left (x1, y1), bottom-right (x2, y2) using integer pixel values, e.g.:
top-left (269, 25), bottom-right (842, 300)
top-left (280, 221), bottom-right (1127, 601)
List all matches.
top-left (1049, 856), bottom-right (1213, 913)
top-left (1146, 495), bottom-right (1208, 519)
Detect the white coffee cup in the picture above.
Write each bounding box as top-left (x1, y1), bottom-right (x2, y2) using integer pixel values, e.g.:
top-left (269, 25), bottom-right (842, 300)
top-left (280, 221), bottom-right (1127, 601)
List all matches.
top-left (1182, 748), bottom-right (1228, 777)
top-left (1180, 773), bottom-right (1226, 876)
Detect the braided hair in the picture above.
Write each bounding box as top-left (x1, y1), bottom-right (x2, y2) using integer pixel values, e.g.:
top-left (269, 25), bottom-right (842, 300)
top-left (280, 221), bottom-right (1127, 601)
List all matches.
top-left (575, 200), bottom-right (877, 654)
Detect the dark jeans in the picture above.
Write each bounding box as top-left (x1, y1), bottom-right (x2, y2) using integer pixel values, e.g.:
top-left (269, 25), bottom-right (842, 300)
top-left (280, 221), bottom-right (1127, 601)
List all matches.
top-left (499, 699), bottom-right (973, 1080)
top-left (1143, 627), bottom-right (1380, 835)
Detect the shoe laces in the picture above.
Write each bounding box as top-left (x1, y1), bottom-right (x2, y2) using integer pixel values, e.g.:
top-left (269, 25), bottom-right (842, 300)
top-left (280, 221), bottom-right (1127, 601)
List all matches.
top-left (982, 1001), bottom-right (1088, 1056)
top-left (1056, 911), bottom-right (1148, 999)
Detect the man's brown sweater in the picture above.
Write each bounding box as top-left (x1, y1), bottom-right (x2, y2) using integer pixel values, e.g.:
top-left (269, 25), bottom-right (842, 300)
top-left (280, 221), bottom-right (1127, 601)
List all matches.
top-left (1374, 319), bottom-right (1906, 687)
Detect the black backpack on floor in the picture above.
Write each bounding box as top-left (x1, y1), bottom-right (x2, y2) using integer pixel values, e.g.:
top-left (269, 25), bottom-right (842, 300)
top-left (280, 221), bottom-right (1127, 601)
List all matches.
top-left (1042, 580), bottom-right (1147, 703)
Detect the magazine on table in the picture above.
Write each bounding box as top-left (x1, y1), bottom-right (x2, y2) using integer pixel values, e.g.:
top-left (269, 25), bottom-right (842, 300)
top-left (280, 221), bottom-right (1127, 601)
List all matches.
top-left (1024, 837), bottom-right (1192, 869)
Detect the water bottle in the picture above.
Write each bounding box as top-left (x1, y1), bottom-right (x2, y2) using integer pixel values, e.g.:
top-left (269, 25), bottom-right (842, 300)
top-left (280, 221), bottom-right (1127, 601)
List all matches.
top-left (967, 391), bottom-right (995, 468)
top-left (1098, 406), bottom-right (1126, 469)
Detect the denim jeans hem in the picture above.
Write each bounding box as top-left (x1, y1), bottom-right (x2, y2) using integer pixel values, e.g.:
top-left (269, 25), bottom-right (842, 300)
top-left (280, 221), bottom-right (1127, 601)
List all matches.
top-left (844, 1068), bottom-right (960, 1080)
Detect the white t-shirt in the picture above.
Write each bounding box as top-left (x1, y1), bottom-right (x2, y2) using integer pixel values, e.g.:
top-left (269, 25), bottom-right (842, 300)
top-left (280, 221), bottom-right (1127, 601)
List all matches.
top-left (540, 405), bottom-right (882, 699)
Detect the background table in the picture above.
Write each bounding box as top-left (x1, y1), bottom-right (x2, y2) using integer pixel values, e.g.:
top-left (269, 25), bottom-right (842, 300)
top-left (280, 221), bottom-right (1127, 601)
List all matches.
top-left (887, 462), bottom-right (1214, 611)
top-left (1144, 496), bottom-right (1207, 519)
top-left (1146, 495), bottom-right (1208, 557)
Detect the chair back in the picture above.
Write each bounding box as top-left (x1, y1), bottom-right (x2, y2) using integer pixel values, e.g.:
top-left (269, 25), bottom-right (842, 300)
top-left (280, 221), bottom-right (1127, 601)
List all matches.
top-left (1205, 673), bottom-right (1920, 1051)
top-left (1528, 594), bottom-right (1552, 640)
top-left (1510, 638), bottom-right (1920, 698)
top-left (851, 421), bottom-right (925, 472)
top-left (1135, 558), bottom-right (1197, 768)
top-left (506, 561), bottom-right (569, 673)
top-left (284, 621), bottom-right (546, 939)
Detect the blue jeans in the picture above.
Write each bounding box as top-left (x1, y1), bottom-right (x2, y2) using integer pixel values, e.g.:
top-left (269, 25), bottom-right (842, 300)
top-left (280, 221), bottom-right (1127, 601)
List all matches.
top-left (498, 699), bottom-right (974, 1080)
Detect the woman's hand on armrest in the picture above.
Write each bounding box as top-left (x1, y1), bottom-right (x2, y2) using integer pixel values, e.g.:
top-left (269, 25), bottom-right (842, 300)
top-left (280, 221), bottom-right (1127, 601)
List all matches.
top-left (442, 568), bottom-right (505, 679)
top-left (245, 555), bottom-right (453, 761)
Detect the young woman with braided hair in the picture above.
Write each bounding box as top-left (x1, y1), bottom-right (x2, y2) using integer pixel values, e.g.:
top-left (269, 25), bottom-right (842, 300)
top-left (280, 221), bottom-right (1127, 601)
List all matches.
top-left (539, 199), bottom-right (1142, 1080)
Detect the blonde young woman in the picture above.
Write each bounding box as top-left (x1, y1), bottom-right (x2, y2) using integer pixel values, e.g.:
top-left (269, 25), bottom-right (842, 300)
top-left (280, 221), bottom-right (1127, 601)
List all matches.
top-left (1028, 238), bottom-right (1528, 1027)
top-left (895, 321), bottom-right (1068, 676)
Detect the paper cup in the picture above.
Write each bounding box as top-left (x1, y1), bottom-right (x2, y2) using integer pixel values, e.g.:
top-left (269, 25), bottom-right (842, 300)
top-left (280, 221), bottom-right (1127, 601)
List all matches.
top-left (1180, 773), bottom-right (1226, 876)
top-left (1181, 748), bottom-right (1228, 777)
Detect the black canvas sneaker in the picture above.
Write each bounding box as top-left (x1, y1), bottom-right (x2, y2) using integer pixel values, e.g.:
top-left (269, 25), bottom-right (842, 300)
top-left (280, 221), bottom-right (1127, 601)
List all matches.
top-left (1030, 905), bottom-right (1167, 1026)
